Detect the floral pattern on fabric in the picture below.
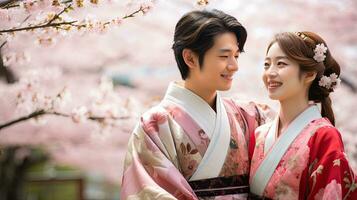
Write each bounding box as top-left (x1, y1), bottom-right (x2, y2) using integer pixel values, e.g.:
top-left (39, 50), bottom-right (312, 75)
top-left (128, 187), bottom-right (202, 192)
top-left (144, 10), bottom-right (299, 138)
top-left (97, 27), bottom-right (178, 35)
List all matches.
top-left (250, 118), bottom-right (357, 200)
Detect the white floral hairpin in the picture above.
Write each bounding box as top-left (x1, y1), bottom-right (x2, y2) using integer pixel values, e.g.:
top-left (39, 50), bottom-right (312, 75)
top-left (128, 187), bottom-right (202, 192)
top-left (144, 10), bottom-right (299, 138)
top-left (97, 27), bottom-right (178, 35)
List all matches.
top-left (318, 73), bottom-right (341, 90)
top-left (313, 43), bottom-right (328, 62)
top-left (295, 32), bottom-right (328, 63)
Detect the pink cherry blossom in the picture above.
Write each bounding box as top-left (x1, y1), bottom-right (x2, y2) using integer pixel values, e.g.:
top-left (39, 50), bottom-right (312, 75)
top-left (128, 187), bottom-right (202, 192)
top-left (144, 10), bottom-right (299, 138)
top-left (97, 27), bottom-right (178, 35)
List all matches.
top-left (71, 106), bottom-right (89, 123)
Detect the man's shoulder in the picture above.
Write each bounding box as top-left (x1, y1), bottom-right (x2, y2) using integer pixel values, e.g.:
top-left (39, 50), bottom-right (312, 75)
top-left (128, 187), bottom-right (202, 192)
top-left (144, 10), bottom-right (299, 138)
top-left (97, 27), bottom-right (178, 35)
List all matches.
top-left (223, 97), bottom-right (275, 124)
top-left (223, 97), bottom-right (261, 114)
top-left (141, 104), bottom-right (169, 120)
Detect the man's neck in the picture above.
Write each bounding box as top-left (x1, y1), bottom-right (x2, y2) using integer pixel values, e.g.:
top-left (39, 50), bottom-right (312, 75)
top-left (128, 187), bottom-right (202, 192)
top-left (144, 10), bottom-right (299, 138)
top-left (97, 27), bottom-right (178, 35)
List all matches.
top-left (183, 80), bottom-right (217, 111)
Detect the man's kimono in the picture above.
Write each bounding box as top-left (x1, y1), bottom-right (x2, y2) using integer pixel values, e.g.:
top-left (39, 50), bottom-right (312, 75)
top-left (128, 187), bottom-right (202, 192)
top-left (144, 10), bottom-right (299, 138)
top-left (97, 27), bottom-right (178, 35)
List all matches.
top-left (121, 82), bottom-right (272, 200)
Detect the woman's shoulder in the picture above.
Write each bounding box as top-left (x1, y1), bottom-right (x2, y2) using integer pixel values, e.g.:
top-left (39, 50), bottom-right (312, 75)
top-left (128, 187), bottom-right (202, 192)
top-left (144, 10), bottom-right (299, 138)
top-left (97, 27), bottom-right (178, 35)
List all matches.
top-left (311, 118), bottom-right (340, 140)
top-left (308, 118), bottom-right (345, 156)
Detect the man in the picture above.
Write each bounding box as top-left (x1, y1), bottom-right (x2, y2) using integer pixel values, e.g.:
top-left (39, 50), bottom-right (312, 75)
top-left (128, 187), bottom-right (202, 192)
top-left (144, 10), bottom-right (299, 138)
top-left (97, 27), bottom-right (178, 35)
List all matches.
top-left (121, 9), bottom-right (272, 200)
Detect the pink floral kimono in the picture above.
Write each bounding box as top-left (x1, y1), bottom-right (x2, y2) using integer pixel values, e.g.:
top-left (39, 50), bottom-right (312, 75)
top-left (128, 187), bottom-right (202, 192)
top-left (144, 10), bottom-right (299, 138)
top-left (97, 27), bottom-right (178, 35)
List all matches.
top-left (250, 105), bottom-right (357, 200)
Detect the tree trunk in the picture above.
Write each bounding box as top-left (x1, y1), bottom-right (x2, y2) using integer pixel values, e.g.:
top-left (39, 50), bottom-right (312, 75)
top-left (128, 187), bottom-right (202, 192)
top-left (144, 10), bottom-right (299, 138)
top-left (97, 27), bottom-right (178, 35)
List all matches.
top-left (0, 146), bottom-right (48, 200)
top-left (0, 50), bottom-right (17, 84)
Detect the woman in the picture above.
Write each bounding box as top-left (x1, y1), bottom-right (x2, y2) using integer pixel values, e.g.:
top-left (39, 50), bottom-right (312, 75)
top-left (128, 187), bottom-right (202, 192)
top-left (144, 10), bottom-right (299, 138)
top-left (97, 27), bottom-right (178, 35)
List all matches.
top-left (249, 31), bottom-right (357, 199)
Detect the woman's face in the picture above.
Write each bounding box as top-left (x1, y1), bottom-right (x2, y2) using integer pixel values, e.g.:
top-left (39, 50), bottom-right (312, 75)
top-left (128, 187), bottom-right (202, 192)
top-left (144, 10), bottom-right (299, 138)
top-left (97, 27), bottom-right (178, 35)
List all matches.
top-left (263, 42), bottom-right (308, 102)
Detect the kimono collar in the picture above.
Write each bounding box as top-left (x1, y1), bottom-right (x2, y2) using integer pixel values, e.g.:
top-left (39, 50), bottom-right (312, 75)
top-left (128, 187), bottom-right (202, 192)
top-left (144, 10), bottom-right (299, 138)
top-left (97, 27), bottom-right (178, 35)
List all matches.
top-left (162, 81), bottom-right (218, 139)
top-left (162, 82), bottom-right (232, 180)
top-left (251, 105), bottom-right (322, 196)
top-left (264, 104), bottom-right (322, 154)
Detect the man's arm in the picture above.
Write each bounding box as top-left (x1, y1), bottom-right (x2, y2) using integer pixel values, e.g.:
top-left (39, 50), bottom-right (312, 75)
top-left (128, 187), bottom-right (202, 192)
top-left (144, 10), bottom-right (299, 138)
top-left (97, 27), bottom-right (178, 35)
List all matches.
top-left (121, 122), bottom-right (197, 200)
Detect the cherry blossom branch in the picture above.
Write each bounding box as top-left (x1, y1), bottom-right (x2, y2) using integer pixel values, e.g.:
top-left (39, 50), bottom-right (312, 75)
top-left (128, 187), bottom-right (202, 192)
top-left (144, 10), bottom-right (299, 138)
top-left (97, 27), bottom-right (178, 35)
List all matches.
top-left (69, 5), bottom-right (151, 29)
top-left (0, 4), bottom-right (152, 34)
top-left (0, 110), bottom-right (46, 130)
top-left (0, 13), bottom-right (31, 83)
top-left (0, 13), bottom-right (31, 50)
top-left (123, 5), bottom-right (148, 19)
top-left (0, 21), bottom-right (77, 34)
top-left (45, 3), bottom-right (73, 26)
top-left (0, 4), bottom-right (74, 34)
top-left (0, 0), bottom-right (18, 9)
top-left (0, 42), bottom-right (6, 49)
top-left (1, 0), bottom-right (72, 9)
top-left (0, 109), bottom-right (131, 131)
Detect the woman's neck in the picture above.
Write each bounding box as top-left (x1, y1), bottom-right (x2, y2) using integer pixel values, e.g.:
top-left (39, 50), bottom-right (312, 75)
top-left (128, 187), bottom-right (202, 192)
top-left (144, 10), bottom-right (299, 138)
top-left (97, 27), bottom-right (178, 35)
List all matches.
top-left (278, 97), bottom-right (310, 137)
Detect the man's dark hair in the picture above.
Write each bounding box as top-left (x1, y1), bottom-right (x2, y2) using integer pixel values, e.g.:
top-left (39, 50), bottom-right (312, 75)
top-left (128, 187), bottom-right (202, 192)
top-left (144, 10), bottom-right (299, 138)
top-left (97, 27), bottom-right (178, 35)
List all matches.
top-left (172, 9), bottom-right (247, 80)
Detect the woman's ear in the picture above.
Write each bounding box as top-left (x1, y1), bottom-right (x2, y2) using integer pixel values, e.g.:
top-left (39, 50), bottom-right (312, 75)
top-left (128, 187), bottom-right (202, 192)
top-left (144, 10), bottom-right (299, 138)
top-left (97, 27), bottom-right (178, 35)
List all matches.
top-left (304, 71), bottom-right (317, 84)
top-left (182, 49), bottom-right (199, 69)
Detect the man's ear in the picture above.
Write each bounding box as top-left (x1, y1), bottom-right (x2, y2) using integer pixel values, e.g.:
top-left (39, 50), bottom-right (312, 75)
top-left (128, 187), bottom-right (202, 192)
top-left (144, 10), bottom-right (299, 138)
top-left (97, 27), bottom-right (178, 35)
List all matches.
top-left (182, 49), bottom-right (199, 69)
top-left (304, 71), bottom-right (317, 84)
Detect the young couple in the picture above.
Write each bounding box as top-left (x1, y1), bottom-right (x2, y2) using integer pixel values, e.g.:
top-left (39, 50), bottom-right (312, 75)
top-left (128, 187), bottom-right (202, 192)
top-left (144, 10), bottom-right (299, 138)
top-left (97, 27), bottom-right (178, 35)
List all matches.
top-left (121, 9), bottom-right (357, 200)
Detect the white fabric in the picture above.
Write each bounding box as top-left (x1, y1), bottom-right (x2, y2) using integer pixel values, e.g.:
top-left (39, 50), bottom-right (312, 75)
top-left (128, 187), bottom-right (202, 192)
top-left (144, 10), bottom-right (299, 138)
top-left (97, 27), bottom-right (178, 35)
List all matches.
top-left (161, 82), bottom-right (231, 181)
top-left (250, 105), bottom-right (322, 196)
top-left (264, 117), bottom-right (279, 155)
top-left (162, 82), bottom-right (216, 138)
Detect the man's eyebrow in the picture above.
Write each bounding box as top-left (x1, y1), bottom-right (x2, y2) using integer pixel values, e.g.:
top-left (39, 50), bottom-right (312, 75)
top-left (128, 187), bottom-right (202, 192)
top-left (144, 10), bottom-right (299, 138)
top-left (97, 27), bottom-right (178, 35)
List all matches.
top-left (218, 48), bottom-right (239, 53)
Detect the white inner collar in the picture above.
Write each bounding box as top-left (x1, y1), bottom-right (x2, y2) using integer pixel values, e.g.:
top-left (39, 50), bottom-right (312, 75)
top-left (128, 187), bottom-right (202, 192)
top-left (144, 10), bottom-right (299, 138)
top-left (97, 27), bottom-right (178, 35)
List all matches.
top-left (162, 81), bottom-right (218, 138)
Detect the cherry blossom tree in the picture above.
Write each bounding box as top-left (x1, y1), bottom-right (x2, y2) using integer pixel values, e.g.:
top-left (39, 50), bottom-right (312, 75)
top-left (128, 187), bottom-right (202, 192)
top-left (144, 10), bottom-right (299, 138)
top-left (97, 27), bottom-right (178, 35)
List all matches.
top-left (0, 0), bottom-right (356, 199)
top-left (0, 0), bottom-right (155, 198)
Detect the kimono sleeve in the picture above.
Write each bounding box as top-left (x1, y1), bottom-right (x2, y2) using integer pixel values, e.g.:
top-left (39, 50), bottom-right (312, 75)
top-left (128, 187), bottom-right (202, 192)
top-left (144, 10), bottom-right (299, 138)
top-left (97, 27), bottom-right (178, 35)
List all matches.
top-left (236, 101), bottom-right (276, 160)
top-left (120, 121), bottom-right (198, 200)
top-left (302, 126), bottom-right (357, 200)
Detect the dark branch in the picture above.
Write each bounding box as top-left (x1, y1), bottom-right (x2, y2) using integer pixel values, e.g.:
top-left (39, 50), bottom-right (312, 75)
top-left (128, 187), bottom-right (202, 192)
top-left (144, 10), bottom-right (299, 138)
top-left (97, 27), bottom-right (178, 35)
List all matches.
top-left (0, 21), bottom-right (77, 34)
top-left (0, 109), bottom-right (131, 131)
top-left (45, 3), bottom-right (73, 26)
top-left (123, 7), bottom-right (144, 19)
top-left (0, 0), bottom-right (18, 8)
top-left (0, 110), bottom-right (45, 130)
top-left (1, 0), bottom-right (72, 9)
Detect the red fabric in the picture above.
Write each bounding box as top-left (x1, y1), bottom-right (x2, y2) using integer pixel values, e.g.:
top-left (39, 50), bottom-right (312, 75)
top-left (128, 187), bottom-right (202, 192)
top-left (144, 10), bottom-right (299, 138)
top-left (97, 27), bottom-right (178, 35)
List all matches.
top-left (299, 126), bottom-right (357, 200)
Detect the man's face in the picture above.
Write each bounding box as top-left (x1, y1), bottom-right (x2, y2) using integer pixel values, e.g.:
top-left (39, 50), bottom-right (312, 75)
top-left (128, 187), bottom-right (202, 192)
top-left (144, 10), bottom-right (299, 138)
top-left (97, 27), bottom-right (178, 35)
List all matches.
top-left (190, 32), bottom-right (239, 91)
